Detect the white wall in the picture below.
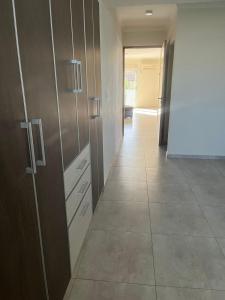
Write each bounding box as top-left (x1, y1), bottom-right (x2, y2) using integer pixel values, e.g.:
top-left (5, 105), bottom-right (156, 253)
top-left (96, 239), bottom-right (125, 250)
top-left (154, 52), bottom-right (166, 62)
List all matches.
top-left (99, 0), bottom-right (123, 182)
top-left (167, 4), bottom-right (225, 157)
top-left (123, 29), bottom-right (166, 47)
top-left (125, 58), bottom-right (160, 108)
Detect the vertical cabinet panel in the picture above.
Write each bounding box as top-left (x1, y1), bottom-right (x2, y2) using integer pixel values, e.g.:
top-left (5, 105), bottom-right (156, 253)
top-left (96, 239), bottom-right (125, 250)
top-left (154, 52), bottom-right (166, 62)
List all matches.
top-left (14, 1), bottom-right (71, 299)
top-left (0, 1), bottom-right (47, 299)
top-left (84, 0), bottom-right (104, 210)
top-left (71, 0), bottom-right (89, 151)
top-left (93, 0), bottom-right (104, 195)
top-left (84, 0), bottom-right (99, 209)
top-left (51, 0), bottom-right (80, 169)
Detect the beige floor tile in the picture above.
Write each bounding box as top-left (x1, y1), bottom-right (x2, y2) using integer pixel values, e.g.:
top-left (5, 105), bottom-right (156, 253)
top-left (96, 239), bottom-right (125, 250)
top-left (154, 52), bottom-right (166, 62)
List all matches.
top-left (153, 234), bottom-right (225, 289)
top-left (178, 159), bottom-right (224, 185)
top-left (191, 183), bottom-right (225, 207)
top-left (150, 202), bottom-right (213, 236)
top-left (91, 201), bottom-right (150, 233)
top-left (216, 238), bottom-right (225, 257)
top-left (102, 180), bottom-right (148, 202)
top-left (76, 230), bottom-right (155, 285)
top-left (157, 287), bottom-right (225, 300)
top-left (109, 167), bottom-right (147, 182)
top-left (69, 279), bottom-right (156, 300)
top-left (146, 166), bottom-right (186, 185)
top-left (148, 182), bottom-right (196, 203)
top-left (202, 206), bottom-right (225, 237)
top-left (113, 156), bottom-right (146, 168)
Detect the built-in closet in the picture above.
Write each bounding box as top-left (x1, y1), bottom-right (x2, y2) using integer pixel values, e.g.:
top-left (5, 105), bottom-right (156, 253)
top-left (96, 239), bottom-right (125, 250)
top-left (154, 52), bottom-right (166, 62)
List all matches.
top-left (84, 0), bottom-right (104, 210)
top-left (0, 0), bottom-right (103, 299)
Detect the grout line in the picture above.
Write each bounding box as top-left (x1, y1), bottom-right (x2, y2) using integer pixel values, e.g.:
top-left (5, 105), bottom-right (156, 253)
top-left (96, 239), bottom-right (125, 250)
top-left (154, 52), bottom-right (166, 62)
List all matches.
top-left (72, 274), bottom-right (225, 293)
top-left (86, 227), bottom-right (222, 239)
top-left (189, 184), bottom-right (225, 258)
top-left (73, 276), bottom-right (156, 287)
top-left (145, 166), bottom-right (158, 300)
top-left (75, 276), bottom-right (225, 292)
top-left (155, 284), bottom-right (225, 292)
top-left (196, 199), bottom-right (225, 261)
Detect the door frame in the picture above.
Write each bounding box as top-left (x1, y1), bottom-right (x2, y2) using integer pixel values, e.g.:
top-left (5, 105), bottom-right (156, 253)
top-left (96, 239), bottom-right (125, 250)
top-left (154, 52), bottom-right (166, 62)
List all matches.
top-left (122, 45), bottom-right (163, 136)
top-left (158, 41), bottom-right (175, 147)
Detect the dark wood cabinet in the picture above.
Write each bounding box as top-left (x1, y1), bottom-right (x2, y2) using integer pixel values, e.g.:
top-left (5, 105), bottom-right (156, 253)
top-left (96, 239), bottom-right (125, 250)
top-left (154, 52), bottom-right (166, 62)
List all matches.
top-left (1, 0), bottom-right (104, 298)
top-left (9, 0), bottom-right (71, 299)
top-left (84, 0), bottom-right (104, 210)
top-left (50, 0), bottom-right (80, 170)
top-left (0, 1), bottom-right (47, 299)
top-left (71, 0), bottom-right (89, 152)
top-left (93, 0), bottom-right (104, 197)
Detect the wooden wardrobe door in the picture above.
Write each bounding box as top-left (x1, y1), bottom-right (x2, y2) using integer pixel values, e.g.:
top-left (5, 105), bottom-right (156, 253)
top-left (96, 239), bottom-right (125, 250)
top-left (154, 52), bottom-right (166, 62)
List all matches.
top-left (50, 0), bottom-right (79, 170)
top-left (14, 1), bottom-right (70, 299)
top-left (84, 0), bottom-right (99, 209)
top-left (0, 1), bottom-right (46, 299)
top-left (71, 0), bottom-right (89, 151)
top-left (93, 0), bottom-right (104, 197)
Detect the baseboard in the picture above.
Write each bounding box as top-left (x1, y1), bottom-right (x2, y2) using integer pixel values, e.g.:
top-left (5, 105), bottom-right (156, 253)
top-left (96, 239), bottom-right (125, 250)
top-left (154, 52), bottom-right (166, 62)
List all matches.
top-left (166, 153), bottom-right (225, 160)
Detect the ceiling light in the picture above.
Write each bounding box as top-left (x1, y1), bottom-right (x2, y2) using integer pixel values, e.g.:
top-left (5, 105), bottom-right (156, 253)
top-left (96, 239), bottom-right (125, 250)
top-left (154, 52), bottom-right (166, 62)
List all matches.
top-left (145, 10), bottom-right (153, 16)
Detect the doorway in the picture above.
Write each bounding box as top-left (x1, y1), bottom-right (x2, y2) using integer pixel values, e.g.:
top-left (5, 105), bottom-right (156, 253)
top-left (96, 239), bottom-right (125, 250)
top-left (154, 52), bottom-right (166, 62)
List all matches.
top-left (123, 44), bottom-right (174, 149)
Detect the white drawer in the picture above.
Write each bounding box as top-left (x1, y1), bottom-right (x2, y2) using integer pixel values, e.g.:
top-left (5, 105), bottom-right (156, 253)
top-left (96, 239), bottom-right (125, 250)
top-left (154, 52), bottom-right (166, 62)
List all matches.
top-left (68, 186), bottom-right (92, 272)
top-left (64, 144), bottom-right (90, 198)
top-left (66, 165), bottom-right (91, 226)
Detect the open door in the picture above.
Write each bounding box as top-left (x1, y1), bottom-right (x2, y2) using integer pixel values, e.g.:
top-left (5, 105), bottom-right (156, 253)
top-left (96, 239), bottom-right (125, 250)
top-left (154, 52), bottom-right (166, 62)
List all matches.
top-left (158, 41), bottom-right (175, 147)
top-left (158, 41), bottom-right (168, 146)
top-left (163, 43), bottom-right (175, 145)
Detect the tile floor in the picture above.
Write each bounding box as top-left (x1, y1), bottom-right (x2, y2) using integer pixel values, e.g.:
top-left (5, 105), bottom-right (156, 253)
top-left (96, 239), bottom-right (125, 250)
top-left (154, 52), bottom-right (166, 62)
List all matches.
top-left (67, 109), bottom-right (225, 300)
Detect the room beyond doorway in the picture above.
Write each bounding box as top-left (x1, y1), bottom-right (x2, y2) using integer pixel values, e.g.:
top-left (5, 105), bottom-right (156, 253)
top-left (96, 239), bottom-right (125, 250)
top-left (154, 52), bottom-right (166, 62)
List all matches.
top-left (124, 47), bottom-right (162, 113)
top-left (123, 46), bottom-right (162, 143)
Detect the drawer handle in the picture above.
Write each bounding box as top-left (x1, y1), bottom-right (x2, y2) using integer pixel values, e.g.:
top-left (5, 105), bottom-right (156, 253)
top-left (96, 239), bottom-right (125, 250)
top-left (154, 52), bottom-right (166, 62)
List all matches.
top-left (78, 181), bottom-right (89, 194)
top-left (80, 202), bottom-right (90, 217)
top-left (77, 159), bottom-right (88, 170)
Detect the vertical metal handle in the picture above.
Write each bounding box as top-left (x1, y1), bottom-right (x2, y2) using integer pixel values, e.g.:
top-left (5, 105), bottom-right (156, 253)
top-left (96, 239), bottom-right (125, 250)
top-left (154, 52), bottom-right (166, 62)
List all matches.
top-left (20, 121), bottom-right (37, 174)
top-left (76, 60), bottom-right (83, 93)
top-left (32, 119), bottom-right (46, 167)
top-left (89, 97), bottom-right (100, 118)
top-left (96, 97), bottom-right (100, 117)
top-left (75, 60), bottom-right (80, 93)
top-left (67, 59), bottom-right (78, 93)
top-left (79, 61), bottom-right (83, 93)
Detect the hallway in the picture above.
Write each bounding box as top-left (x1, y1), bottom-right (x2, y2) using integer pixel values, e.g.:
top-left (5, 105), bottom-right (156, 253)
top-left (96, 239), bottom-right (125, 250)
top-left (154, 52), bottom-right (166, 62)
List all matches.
top-left (68, 110), bottom-right (225, 300)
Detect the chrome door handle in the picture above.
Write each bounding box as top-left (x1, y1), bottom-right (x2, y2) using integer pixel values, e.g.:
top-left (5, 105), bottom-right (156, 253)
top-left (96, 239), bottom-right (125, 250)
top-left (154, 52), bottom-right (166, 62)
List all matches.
top-left (20, 121), bottom-right (37, 174)
top-left (89, 97), bottom-right (100, 118)
top-left (77, 60), bottom-right (83, 93)
top-left (67, 59), bottom-right (78, 93)
top-left (32, 119), bottom-right (46, 167)
top-left (96, 97), bottom-right (100, 117)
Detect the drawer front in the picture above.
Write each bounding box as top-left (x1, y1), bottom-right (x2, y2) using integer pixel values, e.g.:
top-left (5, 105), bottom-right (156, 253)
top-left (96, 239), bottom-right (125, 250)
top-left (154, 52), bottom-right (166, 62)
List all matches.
top-left (66, 165), bottom-right (91, 226)
top-left (68, 186), bottom-right (92, 272)
top-left (64, 144), bottom-right (90, 198)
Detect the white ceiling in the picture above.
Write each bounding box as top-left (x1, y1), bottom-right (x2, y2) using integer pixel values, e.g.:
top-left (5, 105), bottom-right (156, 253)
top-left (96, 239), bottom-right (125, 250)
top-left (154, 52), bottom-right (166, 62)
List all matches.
top-left (106, 0), bottom-right (224, 7)
top-left (117, 4), bottom-right (177, 31)
top-left (105, 0), bottom-right (225, 31)
top-left (125, 47), bottom-right (162, 59)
